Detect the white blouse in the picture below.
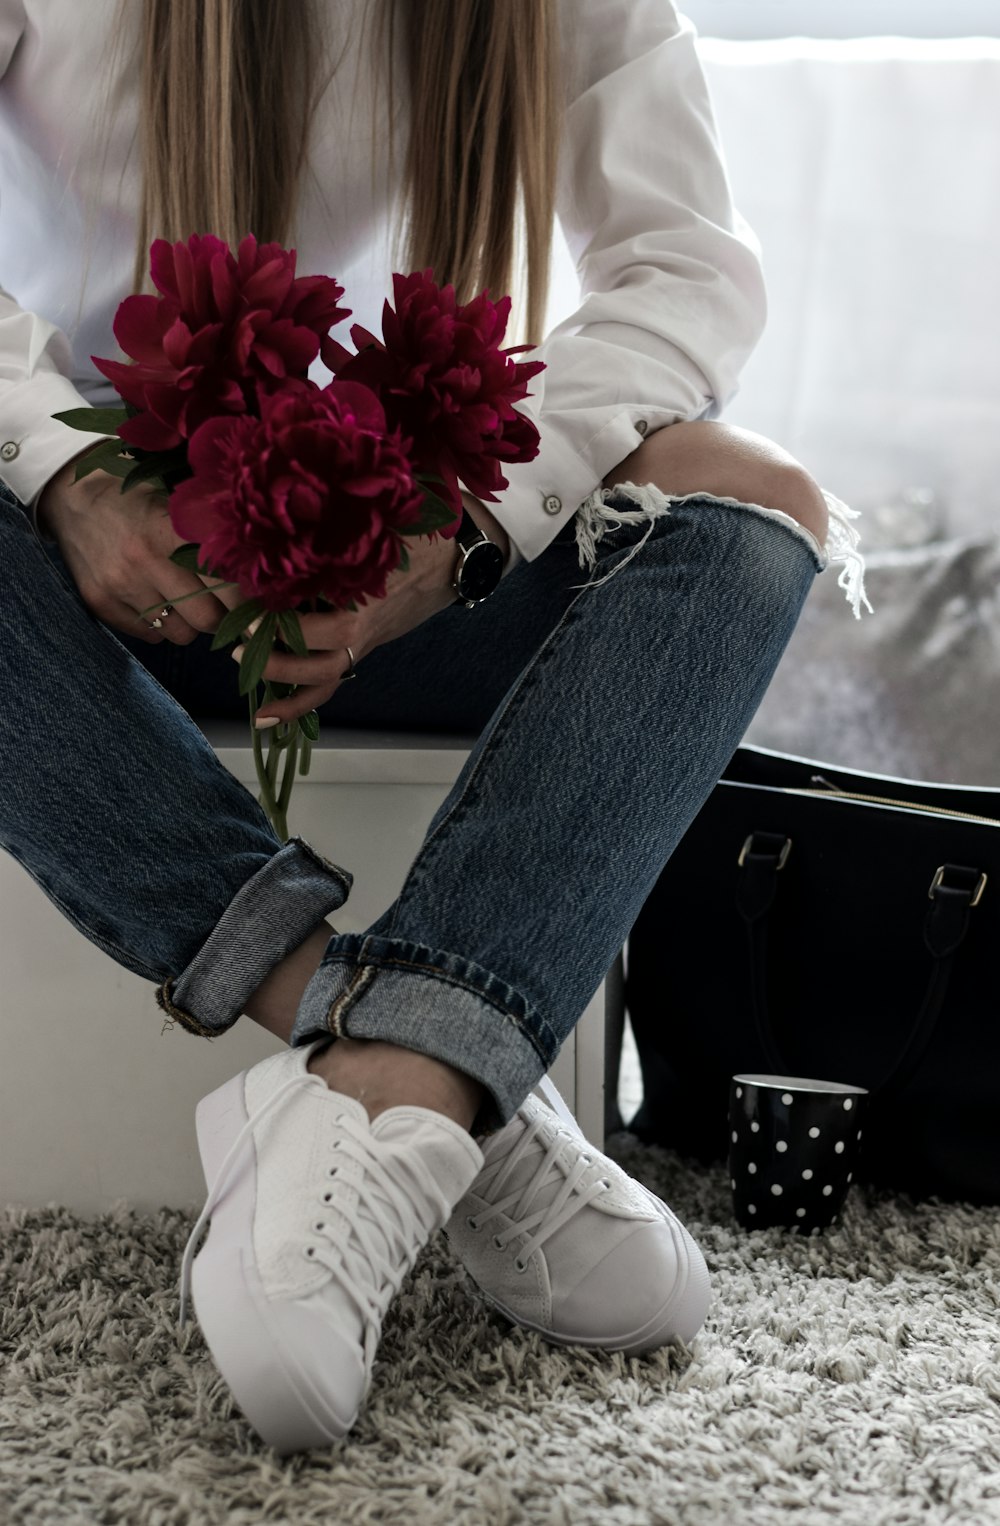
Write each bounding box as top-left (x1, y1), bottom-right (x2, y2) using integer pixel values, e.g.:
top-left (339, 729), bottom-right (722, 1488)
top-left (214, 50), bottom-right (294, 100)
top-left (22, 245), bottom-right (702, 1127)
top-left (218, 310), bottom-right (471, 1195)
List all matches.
top-left (0, 0), bottom-right (767, 568)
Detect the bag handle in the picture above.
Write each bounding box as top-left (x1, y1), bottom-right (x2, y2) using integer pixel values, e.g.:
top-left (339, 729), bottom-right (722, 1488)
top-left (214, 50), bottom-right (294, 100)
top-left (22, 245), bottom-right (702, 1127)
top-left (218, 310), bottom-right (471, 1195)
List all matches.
top-left (735, 831), bottom-right (986, 1097)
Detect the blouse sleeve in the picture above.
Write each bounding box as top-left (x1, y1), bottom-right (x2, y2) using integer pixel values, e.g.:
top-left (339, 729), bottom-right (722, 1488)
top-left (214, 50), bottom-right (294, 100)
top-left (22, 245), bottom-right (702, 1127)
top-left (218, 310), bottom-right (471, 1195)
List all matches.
top-left (0, 3), bottom-right (114, 520)
top-left (484, 0), bottom-right (767, 566)
top-left (0, 282), bottom-right (117, 520)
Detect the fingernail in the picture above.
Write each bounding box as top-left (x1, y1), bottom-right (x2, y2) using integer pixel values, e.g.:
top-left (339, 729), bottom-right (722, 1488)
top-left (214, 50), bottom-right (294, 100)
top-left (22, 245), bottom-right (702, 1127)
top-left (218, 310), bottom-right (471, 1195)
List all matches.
top-left (254, 716), bottom-right (280, 729)
top-left (245, 617), bottom-right (263, 638)
top-left (231, 644), bottom-right (245, 662)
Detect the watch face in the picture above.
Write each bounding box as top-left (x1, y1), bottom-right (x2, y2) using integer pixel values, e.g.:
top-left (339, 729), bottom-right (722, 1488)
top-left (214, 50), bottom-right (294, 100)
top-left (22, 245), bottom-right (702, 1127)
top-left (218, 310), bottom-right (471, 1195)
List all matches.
top-left (457, 539), bottom-right (505, 601)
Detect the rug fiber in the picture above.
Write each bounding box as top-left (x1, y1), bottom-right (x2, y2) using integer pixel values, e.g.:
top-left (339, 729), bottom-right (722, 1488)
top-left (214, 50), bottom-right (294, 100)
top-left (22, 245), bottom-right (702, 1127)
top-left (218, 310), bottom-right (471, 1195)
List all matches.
top-left (3, 1136), bottom-right (1000, 1525)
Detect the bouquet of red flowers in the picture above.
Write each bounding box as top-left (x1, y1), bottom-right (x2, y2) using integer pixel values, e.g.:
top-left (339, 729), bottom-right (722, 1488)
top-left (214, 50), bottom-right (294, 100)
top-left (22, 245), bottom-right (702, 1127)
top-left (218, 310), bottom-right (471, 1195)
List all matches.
top-left (53, 233), bottom-right (544, 838)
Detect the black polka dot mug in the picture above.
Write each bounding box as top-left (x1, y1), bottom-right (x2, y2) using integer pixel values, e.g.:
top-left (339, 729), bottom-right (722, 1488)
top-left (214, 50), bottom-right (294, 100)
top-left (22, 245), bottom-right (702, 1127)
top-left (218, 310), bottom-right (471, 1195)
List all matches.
top-left (729, 1075), bottom-right (869, 1232)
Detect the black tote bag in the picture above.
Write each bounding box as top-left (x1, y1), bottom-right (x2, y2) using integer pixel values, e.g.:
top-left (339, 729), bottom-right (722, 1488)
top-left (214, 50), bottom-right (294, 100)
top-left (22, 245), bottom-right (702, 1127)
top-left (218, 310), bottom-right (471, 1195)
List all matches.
top-left (625, 745), bottom-right (1000, 1205)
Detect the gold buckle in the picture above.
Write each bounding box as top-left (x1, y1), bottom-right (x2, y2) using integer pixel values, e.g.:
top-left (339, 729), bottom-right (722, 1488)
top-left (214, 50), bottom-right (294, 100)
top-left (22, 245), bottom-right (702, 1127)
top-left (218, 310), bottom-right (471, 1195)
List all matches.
top-left (738, 834), bottom-right (792, 870)
top-left (928, 865), bottom-right (987, 907)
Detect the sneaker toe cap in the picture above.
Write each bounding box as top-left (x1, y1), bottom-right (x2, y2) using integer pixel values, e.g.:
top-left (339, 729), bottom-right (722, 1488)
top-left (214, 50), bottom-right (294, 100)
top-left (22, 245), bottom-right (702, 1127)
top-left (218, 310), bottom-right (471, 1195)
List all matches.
top-left (551, 1217), bottom-right (712, 1353)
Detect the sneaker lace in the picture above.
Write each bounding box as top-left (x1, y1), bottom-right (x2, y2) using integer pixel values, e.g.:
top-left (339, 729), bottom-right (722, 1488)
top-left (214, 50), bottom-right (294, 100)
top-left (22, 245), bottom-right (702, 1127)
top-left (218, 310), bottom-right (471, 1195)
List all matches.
top-left (178, 1073), bottom-right (452, 1369)
top-left (466, 1075), bottom-right (611, 1266)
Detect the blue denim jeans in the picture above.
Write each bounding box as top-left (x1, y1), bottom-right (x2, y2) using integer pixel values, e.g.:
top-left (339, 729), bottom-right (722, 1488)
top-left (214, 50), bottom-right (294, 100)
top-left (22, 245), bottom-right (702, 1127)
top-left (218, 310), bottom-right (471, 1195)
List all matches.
top-left (0, 476), bottom-right (826, 1131)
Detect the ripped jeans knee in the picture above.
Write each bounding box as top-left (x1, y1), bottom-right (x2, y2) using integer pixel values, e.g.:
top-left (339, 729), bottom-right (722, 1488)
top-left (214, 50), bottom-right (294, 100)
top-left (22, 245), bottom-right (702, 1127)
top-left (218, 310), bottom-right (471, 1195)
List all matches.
top-left (573, 480), bottom-right (872, 620)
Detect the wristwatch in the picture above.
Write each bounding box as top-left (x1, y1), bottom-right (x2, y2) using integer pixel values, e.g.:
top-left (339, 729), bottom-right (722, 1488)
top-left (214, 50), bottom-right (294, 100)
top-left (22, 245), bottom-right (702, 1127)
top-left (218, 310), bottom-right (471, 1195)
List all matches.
top-left (451, 507), bottom-right (505, 607)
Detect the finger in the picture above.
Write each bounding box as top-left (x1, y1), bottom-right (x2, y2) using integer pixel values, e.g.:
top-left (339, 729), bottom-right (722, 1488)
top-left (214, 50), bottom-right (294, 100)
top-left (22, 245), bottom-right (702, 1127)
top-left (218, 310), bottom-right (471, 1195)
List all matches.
top-left (128, 583), bottom-right (204, 644)
top-left (94, 593), bottom-right (170, 645)
top-left (233, 646), bottom-right (346, 688)
top-left (254, 678), bottom-right (343, 728)
top-left (155, 574), bottom-right (236, 635)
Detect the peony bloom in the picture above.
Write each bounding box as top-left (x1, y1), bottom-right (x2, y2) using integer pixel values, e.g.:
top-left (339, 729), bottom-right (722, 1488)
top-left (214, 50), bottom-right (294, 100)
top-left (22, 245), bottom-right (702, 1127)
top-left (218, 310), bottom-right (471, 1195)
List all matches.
top-left (92, 232), bottom-right (351, 453)
top-left (166, 379), bottom-right (426, 611)
top-left (325, 269), bottom-right (544, 524)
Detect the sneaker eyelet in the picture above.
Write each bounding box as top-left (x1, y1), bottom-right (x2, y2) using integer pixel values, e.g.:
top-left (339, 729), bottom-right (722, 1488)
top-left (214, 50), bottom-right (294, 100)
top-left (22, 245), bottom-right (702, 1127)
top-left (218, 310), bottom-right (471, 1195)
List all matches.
top-left (315, 1221), bottom-right (325, 1232)
top-left (514, 1258), bottom-right (528, 1273)
top-left (466, 1216), bottom-right (480, 1231)
top-left (304, 1246), bottom-right (315, 1258)
top-left (323, 1193), bottom-right (332, 1203)
top-left (492, 1235), bottom-right (504, 1250)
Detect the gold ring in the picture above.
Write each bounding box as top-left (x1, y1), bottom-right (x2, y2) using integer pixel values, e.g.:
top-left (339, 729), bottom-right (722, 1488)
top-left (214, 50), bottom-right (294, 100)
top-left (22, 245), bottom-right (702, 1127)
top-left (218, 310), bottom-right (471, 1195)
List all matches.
top-left (341, 644), bottom-right (358, 681)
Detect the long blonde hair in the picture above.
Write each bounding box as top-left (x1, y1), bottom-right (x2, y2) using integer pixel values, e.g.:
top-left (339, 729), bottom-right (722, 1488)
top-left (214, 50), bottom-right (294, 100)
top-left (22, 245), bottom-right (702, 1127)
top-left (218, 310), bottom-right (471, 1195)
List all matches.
top-left (83, 0), bottom-right (564, 355)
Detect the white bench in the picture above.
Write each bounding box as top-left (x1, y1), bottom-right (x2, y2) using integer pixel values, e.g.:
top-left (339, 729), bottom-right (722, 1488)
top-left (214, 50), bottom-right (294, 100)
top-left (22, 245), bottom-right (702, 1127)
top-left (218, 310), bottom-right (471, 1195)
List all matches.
top-left (0, 723), bottom-right (618, 1214)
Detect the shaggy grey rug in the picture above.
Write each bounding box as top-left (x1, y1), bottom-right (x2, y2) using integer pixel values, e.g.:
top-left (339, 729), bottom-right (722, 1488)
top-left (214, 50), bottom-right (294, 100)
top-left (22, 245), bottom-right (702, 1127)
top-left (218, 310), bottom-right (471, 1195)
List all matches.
top-left (3, 1138), bottom-right (1000, 1526)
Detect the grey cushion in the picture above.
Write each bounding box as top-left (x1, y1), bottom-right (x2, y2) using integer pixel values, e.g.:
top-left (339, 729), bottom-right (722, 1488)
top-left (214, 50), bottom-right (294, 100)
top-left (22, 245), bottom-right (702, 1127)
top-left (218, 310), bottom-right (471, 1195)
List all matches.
top-left (744, 536), bottom-right (1000, 786)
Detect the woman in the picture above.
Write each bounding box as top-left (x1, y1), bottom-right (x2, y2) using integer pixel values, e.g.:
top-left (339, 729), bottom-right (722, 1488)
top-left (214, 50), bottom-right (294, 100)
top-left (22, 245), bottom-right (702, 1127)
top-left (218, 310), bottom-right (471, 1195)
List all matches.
top-left (0, 0), bottom-right (865, 1453)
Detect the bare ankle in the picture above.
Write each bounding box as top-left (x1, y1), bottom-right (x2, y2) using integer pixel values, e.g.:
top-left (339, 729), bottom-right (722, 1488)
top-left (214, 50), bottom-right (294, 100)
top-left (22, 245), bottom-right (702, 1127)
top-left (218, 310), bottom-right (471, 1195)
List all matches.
top-left (307, 1037), bottom-right (484, 1133)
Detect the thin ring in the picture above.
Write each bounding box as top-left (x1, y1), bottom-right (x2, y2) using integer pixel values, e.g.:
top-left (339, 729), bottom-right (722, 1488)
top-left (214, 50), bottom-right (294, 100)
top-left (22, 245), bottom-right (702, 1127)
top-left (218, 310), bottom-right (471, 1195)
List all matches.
top-left (147, 604), bottom-right (174, 630)
top-left (341, 643), bottom-right (358, 681)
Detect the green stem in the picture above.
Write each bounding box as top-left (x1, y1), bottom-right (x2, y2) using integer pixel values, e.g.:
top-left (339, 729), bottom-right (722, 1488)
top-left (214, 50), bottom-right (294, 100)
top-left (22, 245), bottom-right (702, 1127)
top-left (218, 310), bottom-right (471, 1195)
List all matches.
top-left (276, 724), bottom-right (301, 822)
top-left (250, 685), bottom-right (288, 841)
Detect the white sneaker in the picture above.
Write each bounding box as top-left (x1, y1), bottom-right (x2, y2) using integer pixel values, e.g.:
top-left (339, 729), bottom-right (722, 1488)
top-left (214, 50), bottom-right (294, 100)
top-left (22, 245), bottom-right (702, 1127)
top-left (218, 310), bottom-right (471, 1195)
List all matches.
top-left (444, 1077), bottom-right (712, 1354)
top-left (178, 1040), bottom-right (483, 1454)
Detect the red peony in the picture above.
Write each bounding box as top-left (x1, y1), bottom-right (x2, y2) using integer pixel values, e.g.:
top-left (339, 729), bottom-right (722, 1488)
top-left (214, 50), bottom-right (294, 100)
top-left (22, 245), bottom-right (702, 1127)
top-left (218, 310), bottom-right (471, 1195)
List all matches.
top-left (92, 233), bottom-right (351, 454)
top-left (166, 379), bottom-right (426, 611)
top-left (325, 269), bottom-right (544, 523)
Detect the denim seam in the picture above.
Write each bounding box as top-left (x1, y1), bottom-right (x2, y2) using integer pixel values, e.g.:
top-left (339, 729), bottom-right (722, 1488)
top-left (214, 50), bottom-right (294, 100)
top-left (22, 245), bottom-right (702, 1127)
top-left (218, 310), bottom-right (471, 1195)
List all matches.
top-left (155, 977), bottom-right (228, 1039)
top-left (321, 946), bottom-right (561, 1070)
top-left (327, 964), bottom-right (378, 1037)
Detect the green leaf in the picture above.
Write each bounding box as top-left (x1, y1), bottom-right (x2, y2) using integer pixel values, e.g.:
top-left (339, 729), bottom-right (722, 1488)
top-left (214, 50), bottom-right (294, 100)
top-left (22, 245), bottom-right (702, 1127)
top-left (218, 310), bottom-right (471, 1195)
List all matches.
top-left (398, 483), bottom-right (462, 536)
top-left (299, 710), bottom-right (320, 742)
top-left (237, 611), bottom-right (279, 697)
top-left (52, 406), bottom-right (129, 434)
top-left (210, 598), bottom-right (267, 652)
top-left (277, 610), bottom-right (309, 656)
top-left (69, 438), bottom-right (130, 483)
top-left (168, 543), bottom-right (227, 580)
top-left (121, 457), bottom-right (172, 494)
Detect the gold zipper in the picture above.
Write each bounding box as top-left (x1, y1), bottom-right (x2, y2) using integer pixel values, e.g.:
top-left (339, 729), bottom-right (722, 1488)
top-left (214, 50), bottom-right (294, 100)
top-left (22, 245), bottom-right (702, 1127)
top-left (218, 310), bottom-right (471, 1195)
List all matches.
top-left (777, 774), bottom-right (1000, 828)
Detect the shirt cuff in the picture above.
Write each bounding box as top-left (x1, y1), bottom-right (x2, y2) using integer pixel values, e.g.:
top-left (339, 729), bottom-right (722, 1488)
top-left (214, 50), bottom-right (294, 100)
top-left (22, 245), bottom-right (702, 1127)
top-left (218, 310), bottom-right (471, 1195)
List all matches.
top-left (484, 408), bottom-right (674, 565)
top-left (0, 371), bottom-right (117, 526)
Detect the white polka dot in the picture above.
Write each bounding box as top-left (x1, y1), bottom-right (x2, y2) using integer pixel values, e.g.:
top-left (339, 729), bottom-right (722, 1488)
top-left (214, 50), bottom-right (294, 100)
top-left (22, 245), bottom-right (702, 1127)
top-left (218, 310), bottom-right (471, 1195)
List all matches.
top-left (736, 1087), bottom-right (743, 1099)
top-left (834, 1141), bottom-right (845, 1154)
top-left (796, 1208), bottom-right (806, 1218)
top-left (781, 1093), bottom-right (794, 1105)
top-left (775, 1140), bottom-right (788, 1153)
top-left (732, 1131), bottom-right (738, 1144)
top-left (748, 1204), bottom-right (757, 1215)
top-left (808, 1127), bottom-right (821, 1139)
top-left (843, 1099), bottom-right (853, 1111)
top-left (847, 1173), bottom-right (853, 1183)
top-left (822, 1185), bottom-right (833, 1197)
top-left (802, 1169), bottom-right (814, 1181)
top-left (748, 1163), bottom-right (757, 1175)
top-left (857, 1130), bottom-right (863, 1141)
top-left (771, 1184), bottom-right (783, 1196)
top-left (731, 1179), bottom-right (737, 1190)
top-left (751, 1121), bottom-right (760, 1134)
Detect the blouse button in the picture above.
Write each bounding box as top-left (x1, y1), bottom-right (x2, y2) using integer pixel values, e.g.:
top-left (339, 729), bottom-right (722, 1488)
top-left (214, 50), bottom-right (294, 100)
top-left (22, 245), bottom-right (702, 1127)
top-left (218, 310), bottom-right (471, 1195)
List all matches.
top-left (636, 419), bottom-right (648, 436)
top-left (542, 494), bottom-right (562, 515)
top-left (1, 441), bottom-right (19, 462)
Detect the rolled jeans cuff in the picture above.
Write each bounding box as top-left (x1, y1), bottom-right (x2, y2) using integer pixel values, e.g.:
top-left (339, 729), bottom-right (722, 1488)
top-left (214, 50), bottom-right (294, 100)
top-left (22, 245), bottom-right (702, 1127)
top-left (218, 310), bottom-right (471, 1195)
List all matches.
top-left (289, 932), bottom-right (561, 1131)
top-left (156, 837), bottom-right (352, 1038)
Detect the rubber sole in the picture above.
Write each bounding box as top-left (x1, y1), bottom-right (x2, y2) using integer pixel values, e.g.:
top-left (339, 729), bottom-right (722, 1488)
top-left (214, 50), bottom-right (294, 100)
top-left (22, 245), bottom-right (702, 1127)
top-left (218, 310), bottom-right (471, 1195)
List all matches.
top-left (189, 1070), bottom-right (358, 1455)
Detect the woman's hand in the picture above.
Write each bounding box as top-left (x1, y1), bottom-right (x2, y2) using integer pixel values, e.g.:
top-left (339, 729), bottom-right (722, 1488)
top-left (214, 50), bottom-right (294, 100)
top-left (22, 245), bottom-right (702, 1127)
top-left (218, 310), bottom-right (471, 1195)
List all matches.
top-left (243, 492), bottom-right (510, 727)
top-left (37, 451), bottom-right (234, 642)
